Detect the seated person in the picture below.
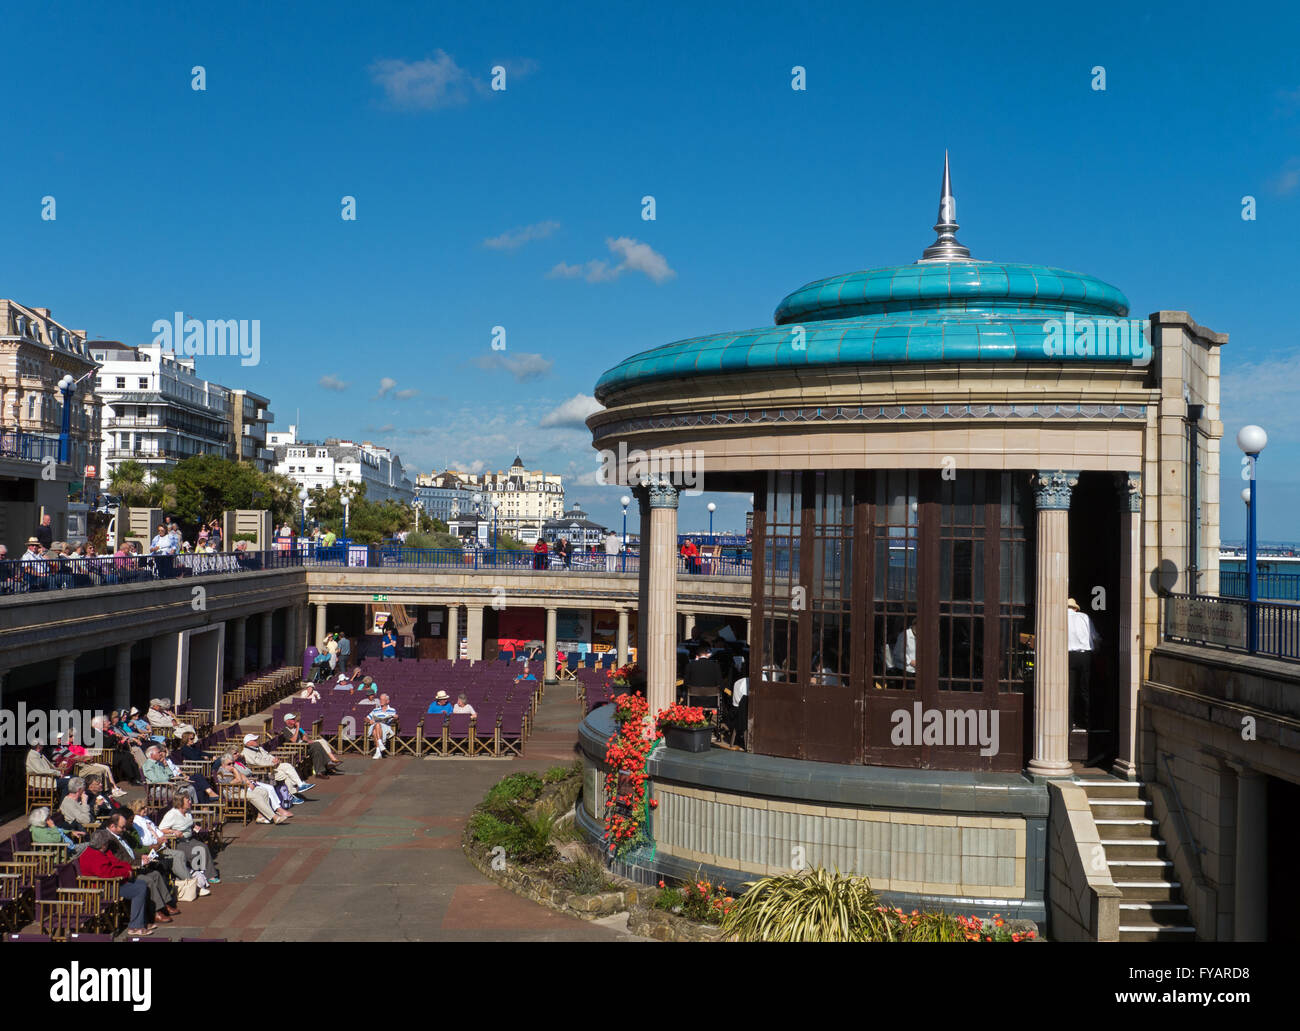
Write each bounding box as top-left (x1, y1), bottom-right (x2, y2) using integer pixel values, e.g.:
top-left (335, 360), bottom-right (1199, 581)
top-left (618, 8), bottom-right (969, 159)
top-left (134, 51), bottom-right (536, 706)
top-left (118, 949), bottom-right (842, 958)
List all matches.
top-left (332, 672), bottom-right (354, 690)
top-left (514, 670), bottom-right (538, 684)
top-left (104, 812), bottom-right (180, 926)
top-left (452, 693), bottom-right (477, 716)
top-left (142, 745), bottom-right (211, 802)
top-left (95, 715), bottom-right (147, 785)
top-left (426, 690), bottom-right (454, 715)
top-left (26, 741), bottom-right (70, 794)
top-left (365, 694), bottom-right (398, 758)
top-left (29, 805), bottom-right (85, 853)
top-left (58, 776), bottom-right (94, 833)
top-left (85, 774), bottom-right (124, 820)
top-left (159, 793), bottom-right (219, 892)
top-left (214, 753), bottom-right (291, 824)
top-left (177, 731), bottom-right (213, 769)
top-left (242, 733), bottom-right (313, 797)
top-left (79, 829), bottom-right (154, 936)
top-left (683, 646), bottom-right (722, 705)
top-left (298, 682), bottom-right (322, 703)
top-left (59, 730), bottom-right (126, 795)
top-left (282, 713), bottom-right (342, 776)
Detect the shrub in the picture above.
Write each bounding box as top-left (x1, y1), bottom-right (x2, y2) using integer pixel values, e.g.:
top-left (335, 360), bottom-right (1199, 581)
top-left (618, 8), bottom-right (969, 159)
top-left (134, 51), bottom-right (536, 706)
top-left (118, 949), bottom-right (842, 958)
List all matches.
top-left (508, 812), bottom-right (558, 864)
top-left (651, 875), bottom-right (734, 925)
top-left (484, 772), bottom-right (543, 810)
top-left (468, 811), bottom-right (517, 850)
top-left (543, 763), bottom-right (578, 785)
top-left (721, 869), bottom-right (897, 942)
top-left (556, 853), bottom-right (615, 895)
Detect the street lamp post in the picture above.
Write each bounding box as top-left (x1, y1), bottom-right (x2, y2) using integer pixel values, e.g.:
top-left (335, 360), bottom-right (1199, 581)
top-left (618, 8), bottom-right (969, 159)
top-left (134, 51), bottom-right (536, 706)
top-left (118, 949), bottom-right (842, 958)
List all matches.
top-left (707, 501), bottom-right (716, 542)
top-left (492, 497), bottom-right (500, 552)
top-left (58, 374), bottom-right (76, 466)
top-left (621, 494), bottom-right (630, 572)
top-left (339, 483), bottom-right (356, 543)
top-left (298, 485), bottom-right (309, 537)
top-left (1238, 425), bottom-right (1268, 653)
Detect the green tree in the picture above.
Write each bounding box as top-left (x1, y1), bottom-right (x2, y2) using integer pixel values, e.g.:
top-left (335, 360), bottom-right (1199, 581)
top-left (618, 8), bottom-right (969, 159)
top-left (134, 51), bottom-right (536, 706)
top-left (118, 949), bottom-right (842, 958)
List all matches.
top-left (159, 455), bottom-right (266, 533)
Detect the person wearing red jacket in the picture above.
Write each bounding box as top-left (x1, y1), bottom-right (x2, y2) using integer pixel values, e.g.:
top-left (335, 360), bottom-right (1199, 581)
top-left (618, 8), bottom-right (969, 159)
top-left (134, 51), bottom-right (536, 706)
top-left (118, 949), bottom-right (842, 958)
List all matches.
top-left (79, 829), bottom-right (153, 935)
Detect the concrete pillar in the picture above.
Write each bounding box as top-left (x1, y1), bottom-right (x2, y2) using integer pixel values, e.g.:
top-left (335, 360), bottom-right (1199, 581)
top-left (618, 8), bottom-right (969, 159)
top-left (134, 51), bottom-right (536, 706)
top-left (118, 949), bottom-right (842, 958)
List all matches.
top-left (1113, 473), bottom-right (1142, 780)
top-left (545, 607), bottom-right (558, 682)
top-left (315, 603), bottom-right (327, 647)
top-left (745, 616), bottom-right (752, 644)
top-left (284, 605), bottom-right (298, 663)
top-left (447, 605), bottom-right (459, 662)
top-left (114, 643), bottom-right (132, 709)
top-left (683, 611), bottom-right (696, 640)
top-left (646, 480), bottom-right (679, 719)
top-left (466, 605), bottom-right (484, 663)
top-left (617, 608), bottom-right (630, 667)
top-left (232, 617), bottom-right (247, 679)
top-left (56, 654), bottom-right (76, 710)
top-left (1027, 470), bottom-right (1077, 779)
top-left (259, 611), bottom-right (273, 670)
top-left (635, 485), bottom-right (651, 662)
top-left (1231, 763), bottom-right (1268, 941)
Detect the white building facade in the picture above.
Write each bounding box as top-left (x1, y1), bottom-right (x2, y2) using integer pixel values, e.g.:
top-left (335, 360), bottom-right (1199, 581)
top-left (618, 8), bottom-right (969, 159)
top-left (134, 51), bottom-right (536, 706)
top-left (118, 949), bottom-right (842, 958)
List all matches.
top-left (91, 342), bottom-right (231, 486)
top-left (271, 425), bottom-right (414, 504)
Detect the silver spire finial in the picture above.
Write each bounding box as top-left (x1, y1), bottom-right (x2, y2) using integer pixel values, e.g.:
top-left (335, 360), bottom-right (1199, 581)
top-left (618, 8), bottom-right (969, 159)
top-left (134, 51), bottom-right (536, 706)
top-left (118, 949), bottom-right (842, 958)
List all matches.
top-left (920, 151), bottom-right (971, 261)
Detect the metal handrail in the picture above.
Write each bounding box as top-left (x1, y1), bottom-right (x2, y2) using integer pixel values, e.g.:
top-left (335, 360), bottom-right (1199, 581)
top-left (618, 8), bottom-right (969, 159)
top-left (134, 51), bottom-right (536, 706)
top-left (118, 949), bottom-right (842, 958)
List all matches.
top-left (1159, 751), bottom-right (1208, 867)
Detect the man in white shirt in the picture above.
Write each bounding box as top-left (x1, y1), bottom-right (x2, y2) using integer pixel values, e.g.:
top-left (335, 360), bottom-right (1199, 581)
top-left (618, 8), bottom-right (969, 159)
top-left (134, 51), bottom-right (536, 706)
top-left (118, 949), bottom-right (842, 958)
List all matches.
top-left (892, 621), bottom-right (917, 674)
top-left (1067, 598), bottom-right (1100, 732)
top-left (604, 531), bottom-right (620, 572)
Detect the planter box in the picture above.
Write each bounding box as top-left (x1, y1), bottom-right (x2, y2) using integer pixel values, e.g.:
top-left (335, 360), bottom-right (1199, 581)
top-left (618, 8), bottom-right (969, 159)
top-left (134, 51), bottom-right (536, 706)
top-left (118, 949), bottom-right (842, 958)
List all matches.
top-left (664, 726), bottom-right (712, 753)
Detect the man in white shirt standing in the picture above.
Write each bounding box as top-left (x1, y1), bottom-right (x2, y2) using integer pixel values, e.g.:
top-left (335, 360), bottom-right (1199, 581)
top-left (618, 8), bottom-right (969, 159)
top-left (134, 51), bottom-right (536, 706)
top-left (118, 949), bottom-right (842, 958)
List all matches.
top-left (1067, 597), bottom-right (1100, 734)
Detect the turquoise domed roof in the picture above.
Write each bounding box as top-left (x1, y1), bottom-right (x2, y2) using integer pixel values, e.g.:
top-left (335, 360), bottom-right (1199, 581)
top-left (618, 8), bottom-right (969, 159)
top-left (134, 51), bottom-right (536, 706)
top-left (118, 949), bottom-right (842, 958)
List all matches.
top-left (593, 158), bottom-right (1148, 403)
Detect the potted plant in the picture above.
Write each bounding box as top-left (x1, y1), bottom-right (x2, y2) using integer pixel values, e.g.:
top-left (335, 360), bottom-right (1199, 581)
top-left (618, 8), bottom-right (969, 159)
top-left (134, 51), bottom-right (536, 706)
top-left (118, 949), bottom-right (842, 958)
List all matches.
top-left (656, 703), bottom-right (714, 752)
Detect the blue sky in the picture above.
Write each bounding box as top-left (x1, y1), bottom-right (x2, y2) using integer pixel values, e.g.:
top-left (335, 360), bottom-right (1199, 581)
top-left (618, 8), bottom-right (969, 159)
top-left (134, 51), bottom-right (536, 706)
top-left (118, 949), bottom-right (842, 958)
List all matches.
top-left (4, 0), bottom-right (1299, 538)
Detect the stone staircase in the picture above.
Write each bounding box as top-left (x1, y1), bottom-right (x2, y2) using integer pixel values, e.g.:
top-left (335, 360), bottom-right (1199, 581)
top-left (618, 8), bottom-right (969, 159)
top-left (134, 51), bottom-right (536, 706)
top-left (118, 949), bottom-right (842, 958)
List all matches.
top-left (1076, 778), bottom-right (1197, 942)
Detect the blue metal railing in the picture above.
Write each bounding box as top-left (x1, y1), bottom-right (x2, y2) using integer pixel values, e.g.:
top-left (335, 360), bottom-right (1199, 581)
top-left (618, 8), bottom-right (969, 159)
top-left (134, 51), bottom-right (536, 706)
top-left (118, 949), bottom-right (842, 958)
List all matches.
top-left (0, 429), bottom-right (62, 463)
top-left (306, 545), bottom-right (752, 576)
top-left (1163, 592), bottom-right (1300, 662)
top-left (1219, 570), bottom-right (1300, 602)
top-left (0, 549), bottom-right (303, 596)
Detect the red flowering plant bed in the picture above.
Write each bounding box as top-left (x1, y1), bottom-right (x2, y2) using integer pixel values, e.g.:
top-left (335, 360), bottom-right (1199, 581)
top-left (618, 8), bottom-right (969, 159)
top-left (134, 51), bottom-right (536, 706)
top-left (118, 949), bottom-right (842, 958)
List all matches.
top-left (602, 691), bottom-right (658, 857)
top-left (954, 913), bottom-right (1037, 942)
top-left (654, 703), bottom-right (713, 731)
top-left (606, 663), bottom-right (642, 690)
top-left (653, 875), bottom-right (735, 925)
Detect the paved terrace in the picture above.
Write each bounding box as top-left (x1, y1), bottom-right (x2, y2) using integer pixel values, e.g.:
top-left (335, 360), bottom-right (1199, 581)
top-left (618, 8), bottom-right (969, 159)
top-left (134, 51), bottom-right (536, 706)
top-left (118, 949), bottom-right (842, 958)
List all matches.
top-left (0, 686), bottom-right (636, 942)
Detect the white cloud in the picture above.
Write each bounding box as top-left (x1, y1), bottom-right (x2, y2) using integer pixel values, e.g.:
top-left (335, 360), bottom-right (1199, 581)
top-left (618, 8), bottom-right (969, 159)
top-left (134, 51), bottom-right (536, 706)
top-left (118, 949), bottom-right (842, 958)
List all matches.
top-left (471, 352), bottom-right (554, 381)
top-left (548, 237), bottom-right (675, 284)
top-left (540, 393), bottom-right (602, 429)
top-left (607, 236), bottom-right (676, 283)
top-left (1273, 159), bottom-right (1300, 196)
top-left (319, 375), bottom-right (349, 392)
top-left (484, 220), bottom-right (560, 250)
top-left (370, 52), bottom-right (536, 110)
top-left (374, 377), bottom-right (398, 399)
top-left (394, 388), bottom-right (420, 400)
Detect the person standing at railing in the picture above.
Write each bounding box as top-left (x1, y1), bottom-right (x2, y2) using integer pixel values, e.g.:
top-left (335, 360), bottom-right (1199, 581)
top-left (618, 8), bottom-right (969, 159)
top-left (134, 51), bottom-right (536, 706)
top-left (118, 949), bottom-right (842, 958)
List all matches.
top-left (533, 537), bottom-right (549, 571)
top-left (150, 523), bottom-right (177, 579)
top-left (35, 512), bottom-right (53, 550)
top-left (604, 531), bottom-right (620, 572)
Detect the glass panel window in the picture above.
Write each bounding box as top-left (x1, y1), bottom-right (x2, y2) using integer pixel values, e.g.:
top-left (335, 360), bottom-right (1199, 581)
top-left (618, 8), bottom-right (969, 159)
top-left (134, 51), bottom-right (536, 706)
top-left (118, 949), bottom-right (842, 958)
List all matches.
top-left (872, 470), bottom-right (919, 692)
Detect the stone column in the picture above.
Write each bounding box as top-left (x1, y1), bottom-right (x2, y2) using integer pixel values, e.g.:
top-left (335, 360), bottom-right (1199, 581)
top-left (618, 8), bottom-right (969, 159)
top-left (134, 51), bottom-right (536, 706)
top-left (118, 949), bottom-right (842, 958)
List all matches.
top-left (447, 605), bottom-right (459, 662)
top-left (635, 485), bottom-right (651, 662)
top-left (682, 611), bottom-right (696, 640)
top-left (114, 643), bottom-right (133, 709)
top-left (259, 611), bottom-right (273, 669)
top-left (56, 654), bottom-right (76, 710)
top-left (745, 616), bottom-right (752, 643)
top-left (646, 480), bottom-right (679, 719)
top-left (1027, 470), bottom-right (1077, 779)
top-left (315, 603), bottom-right (327, 647)
top-left (231, 617), bottom-right (247, 679)
top-left (284, 605), bottom-right (298, 662)
top-left (1231, 762), bottom-right (1268, 941)
top-left (1113, 473), bottom-right (1143, 780)
top-left (466, 605), bottom-right (484, 663)
top-left (617, 608), bottom-right (629, 667)
top-left (544, 607), bottom-right (558, 682)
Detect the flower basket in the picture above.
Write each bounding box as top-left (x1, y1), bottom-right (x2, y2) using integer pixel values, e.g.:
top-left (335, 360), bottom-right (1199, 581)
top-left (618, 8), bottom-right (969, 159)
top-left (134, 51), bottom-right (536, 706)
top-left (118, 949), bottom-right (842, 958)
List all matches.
top-left (663, 726), bottom-right (712, 752)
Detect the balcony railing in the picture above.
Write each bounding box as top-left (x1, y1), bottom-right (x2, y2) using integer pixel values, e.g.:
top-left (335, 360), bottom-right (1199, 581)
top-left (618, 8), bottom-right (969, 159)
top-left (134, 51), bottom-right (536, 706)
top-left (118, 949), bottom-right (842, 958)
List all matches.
top-left (0, 549), bottom-right (303, 596)
top-left (1219, 570), bottom-right (1300, 602)
top-left (1163, 592), bottom-right (1300, 662)
top-left (0, 430), bottom-right (62, 463)
top-left (301, 544), bottom-right (751, 576)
